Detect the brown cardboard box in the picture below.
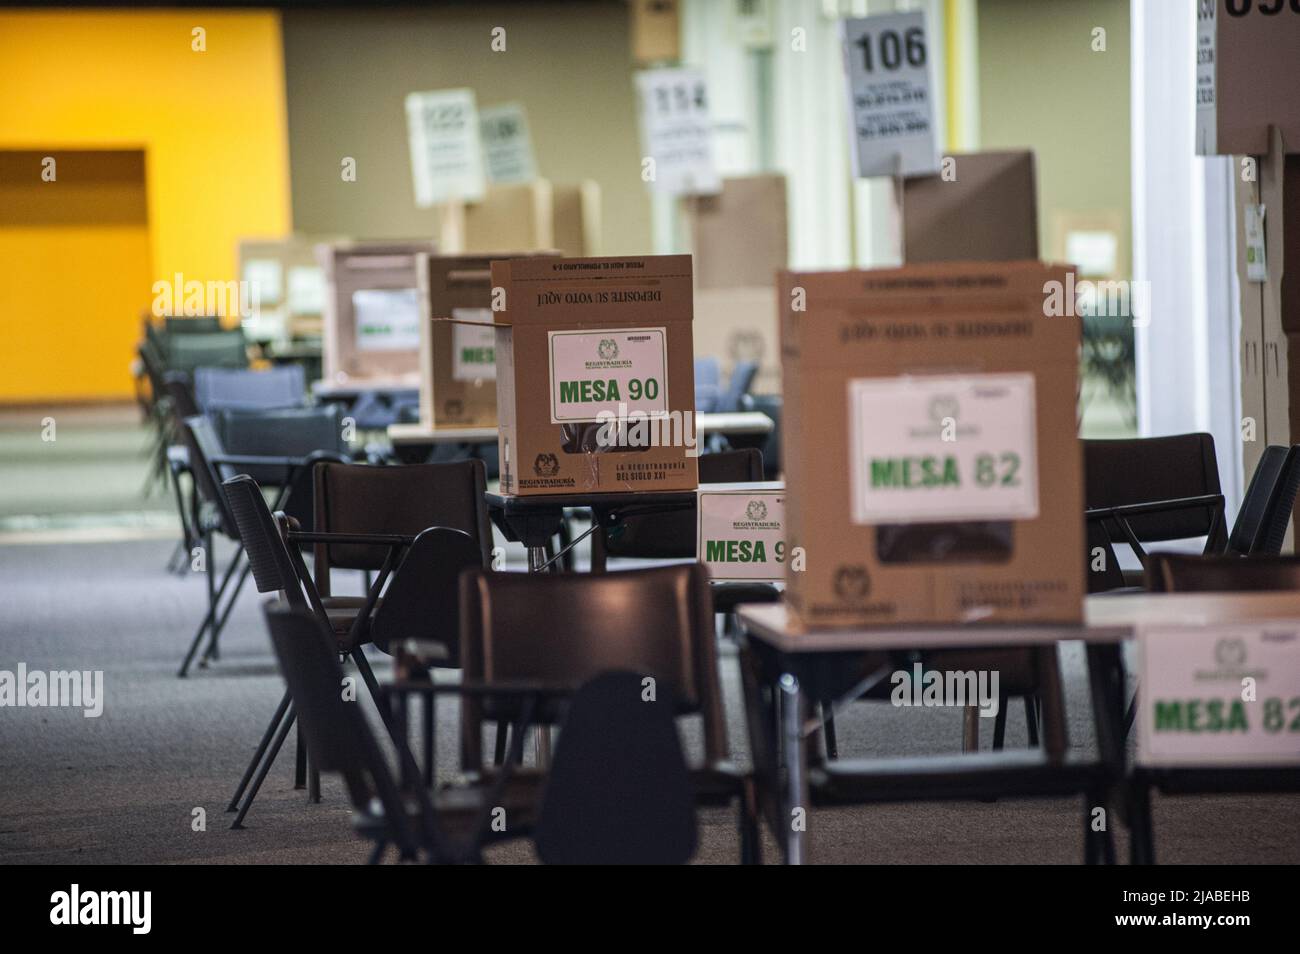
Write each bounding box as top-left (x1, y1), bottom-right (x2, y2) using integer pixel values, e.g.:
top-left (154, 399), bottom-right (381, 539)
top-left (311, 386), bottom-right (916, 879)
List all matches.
top-left (780, 261), bottom-right (1084, 630)
top-left (492, 255), bottom-right (699, 496)
top-left (442, 182), bottom-right (555, 254)
top-left (902, 151), bottom-right (1038, 264)
top-left (693, 286), bottom-right (780, 395)
top-left (1198, 2), bottom-right (1300, 156)
top-left (319, 241), bottom-right (438, 383)
top-left (631, 0), bottom-right (680, 65)
top-left (416, 255), bottom-right (505, 429)
top-left (552, 182), bottom-right (602, 257)
top-left (688, 174), bottom-right (788, 290)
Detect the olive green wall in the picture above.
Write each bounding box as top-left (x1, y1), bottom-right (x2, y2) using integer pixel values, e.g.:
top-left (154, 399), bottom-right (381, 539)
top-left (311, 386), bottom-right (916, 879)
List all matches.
top-left (282, 2), bottom-right (652, 253)
top-left (977, 0), bottom-right (1131, 275)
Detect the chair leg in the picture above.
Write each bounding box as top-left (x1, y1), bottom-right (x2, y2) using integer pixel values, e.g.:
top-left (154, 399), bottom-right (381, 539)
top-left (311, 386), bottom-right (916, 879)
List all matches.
top-left (228, 690), bottom-right (292, 812)
top-left (178, 530), bottom-right (221, 678)
top-left (368, 840), bottom-right (387, 865)
top-left (821, 704), bottom-right (839, 760)
top-left (992, 691), bottom-right (1009, 751)
top-left (1024, 694), bottom-right (1040, 747)
top-left (962, 705), bottom-right (980, 752)
top-left (1123, 689), bottom-right (1138, 737)
top-left (231, 705), bottom-right (296, 829)
top-left (1128, 778), bottom-right (1155, 865)
top-left (308, 761), bottom-right (321, 805)
top-left (493, 722), bottom-right (508, 766)
top-left (203, 557), bottom-right (253, 665)
top-left (294, 722), bottom-right (307, 790)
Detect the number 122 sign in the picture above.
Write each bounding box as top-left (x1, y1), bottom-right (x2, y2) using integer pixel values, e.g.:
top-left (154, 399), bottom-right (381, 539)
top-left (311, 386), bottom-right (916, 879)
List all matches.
top-left (840, 12), bottom-right (940, 179)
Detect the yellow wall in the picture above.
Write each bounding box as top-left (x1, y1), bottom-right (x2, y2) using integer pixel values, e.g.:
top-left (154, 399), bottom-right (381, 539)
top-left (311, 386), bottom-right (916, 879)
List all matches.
top-left (0, 10), bottom-right (291, 401)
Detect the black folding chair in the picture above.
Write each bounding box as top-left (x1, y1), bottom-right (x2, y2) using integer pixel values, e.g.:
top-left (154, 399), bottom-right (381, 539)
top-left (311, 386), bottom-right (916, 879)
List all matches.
top-left (177, 416), bottom-right (346, 677)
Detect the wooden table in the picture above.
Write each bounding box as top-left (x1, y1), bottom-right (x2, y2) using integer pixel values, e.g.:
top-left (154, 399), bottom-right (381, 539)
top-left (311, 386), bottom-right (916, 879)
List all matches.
top-left (736, 592), bottom-right (1300, 864)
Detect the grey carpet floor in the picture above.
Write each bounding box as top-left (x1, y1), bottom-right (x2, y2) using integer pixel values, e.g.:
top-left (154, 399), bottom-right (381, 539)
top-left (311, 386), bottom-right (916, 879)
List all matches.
top-left (2, 535), bottom-right (1297, 865)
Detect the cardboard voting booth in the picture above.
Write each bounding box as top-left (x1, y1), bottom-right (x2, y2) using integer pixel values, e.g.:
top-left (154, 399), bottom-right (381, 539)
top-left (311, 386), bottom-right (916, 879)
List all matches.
top-left (780, 261), bottom-right (1084, 630)
top-left (688, 174), bottom-right (788, 290)
top-left (552, 182), bottom-right (603, 257)
top-left (693, 287), bottom-right (780, 396)
top-left (1196, 1), bottom-right (1300, 157)
top-left (688, 175), bottom-right (788, 395)
top-left (901, 151), bottom-right (1039, 264)
top-left (491, 255), bottom-right (699, 496)
top-left (416, 251), bottom-right (557, 429)
top-left (319, 241), bottom-right (438, 383)
top-left (238, 236), bottom-right (337, 341)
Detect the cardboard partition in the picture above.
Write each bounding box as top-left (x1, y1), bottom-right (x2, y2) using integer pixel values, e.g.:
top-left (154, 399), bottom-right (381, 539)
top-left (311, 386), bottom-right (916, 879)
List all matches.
top-left (239, 235), bottom-right (340, 340)
top-left (901, 151), bottom-right (1038, 264)
top-left (319, 240), bottom-right (438, 382)
top-left (552, 181), bottom-right (603, 257)
top-left (693, 286), bottom-right (780, 395)
top-left (492, 255), bottom-right (699, 496)
top-left (631, 0), bottom-right (680, 65)
top-left (1198, 2), bottom-right (1300, 156)
top-left (416, 251), bottom-right (558, 429)
top-left (780, 261), bottom-right (1084, 630)
top-left (688, 174), bottom-right (788, 290)
top-left (443, 181), bottom-right (555, 255)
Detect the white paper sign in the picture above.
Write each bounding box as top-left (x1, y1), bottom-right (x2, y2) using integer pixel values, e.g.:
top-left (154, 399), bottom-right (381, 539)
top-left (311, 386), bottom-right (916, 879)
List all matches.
top-left (1194, 1), bottom-right (1217, 155)
top-left (847, 373), bottom-right (1039, 524)
top-left (840, 12), bottom-right (939, 178)
top-left (1138, 622), bottom-right (1300, 767)
top-left (548, 327), bottom-right (668, 423)
top-left (1245, 204), bottom-right (1268, 283)
top-left (451, 309), bottom-right (496, 381)
top-left (635, 68), bottom-right (721, 197)
top-left (353, 288), bottom-right (421, 352)
top-left (242, 259), bottom-right (282, 306)
top-left (480, 102), bottom-right (538, 184)
top-left (286, 266), bottom-right (325, 316)
top-left (697, 490), bottom-right (785, 582)
top-left (405, 88), bottom-right (487, 207)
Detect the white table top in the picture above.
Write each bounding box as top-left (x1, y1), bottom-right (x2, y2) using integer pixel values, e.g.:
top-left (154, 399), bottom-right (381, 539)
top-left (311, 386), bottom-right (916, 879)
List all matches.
top-left (387, 411), bottom-right (774, 445)
top-left (387, 422), bottom-right (498, 444)
top-left (312, 376), bottom-right (420, 398)
top-left (737, 591), bottom-right (1300, 653)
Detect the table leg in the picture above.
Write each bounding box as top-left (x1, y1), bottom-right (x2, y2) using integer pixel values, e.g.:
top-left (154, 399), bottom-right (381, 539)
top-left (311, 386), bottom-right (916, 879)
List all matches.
top-left (779, 673), bottom-right (806, 865)
top-left (526, 544), bottom-right (553, 765)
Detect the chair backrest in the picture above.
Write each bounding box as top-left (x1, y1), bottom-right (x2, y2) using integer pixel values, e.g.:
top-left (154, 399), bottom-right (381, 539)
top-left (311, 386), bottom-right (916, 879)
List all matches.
top-left (195, 365), bottom-right (306, 413)
top-left (1146, 552), bottom-right (1300, 592)
top-left (1083, 433), bottom-right (1223, 543)
top-left (313, 460), bottom-right (492, 594)
top-left (164, 315), bottom-right (223, 335)
top-left (595, 448), bottom-right (764, 565)
top-left (1228, 445), bottom-right (1300, 556)
top-left (221, 475), bottom-right (307, 607)
top-left (458, 563), bottom-right (724, 768)
top-left (368, 527), bottom-right (484, 660)
top-left (163, 374), bottom-right (200, 421)
top-left (716, 359), bottom-right (759, 414)
top-left (181, 415), bottom-right (238, 538)
top-left (261, 600), bottom-right (415, 852)
top-left (695, 356), bottom-right (721, 413)
top-left (162, 330), bottom-right (248, 375)
top-left (747, 393), bottom-right (782, 481)
top-left (534, 672), bottom-right (696, 865)
top-left (216, 404), bottom-right (346, 487)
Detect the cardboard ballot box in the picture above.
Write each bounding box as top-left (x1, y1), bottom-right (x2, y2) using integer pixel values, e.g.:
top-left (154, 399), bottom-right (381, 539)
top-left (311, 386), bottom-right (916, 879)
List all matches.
top-left (688, 174), bottom-right (788, 290)
top-left (416, 252), bottom-right (557, 429)
top-left (901, 151), bottom-right (1039, 264)
top-left (780, 261), bottom-right (1084, 630)
top-left (319, 241), bottom-right (439, 383)
top-left (491, 255), bottom-right (699, 496)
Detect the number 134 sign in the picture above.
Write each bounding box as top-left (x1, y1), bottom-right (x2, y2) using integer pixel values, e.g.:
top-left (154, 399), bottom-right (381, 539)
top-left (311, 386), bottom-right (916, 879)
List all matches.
top-left (840, 12), bottom-right (940, 178)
